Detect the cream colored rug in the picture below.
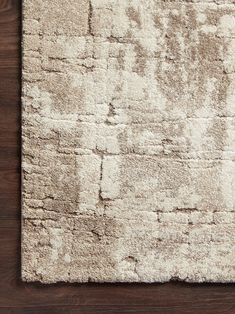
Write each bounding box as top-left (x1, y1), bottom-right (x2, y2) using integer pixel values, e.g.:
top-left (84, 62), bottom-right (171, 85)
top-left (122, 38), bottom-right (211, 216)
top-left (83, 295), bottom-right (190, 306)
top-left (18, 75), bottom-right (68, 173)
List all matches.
top-left (22, 0), bottom-right (235, 283)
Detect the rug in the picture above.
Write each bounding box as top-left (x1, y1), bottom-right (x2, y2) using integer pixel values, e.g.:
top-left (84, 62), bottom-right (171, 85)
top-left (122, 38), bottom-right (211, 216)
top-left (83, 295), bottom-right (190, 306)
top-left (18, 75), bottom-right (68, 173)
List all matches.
top-left (22, 0), bottom-right (235, 283)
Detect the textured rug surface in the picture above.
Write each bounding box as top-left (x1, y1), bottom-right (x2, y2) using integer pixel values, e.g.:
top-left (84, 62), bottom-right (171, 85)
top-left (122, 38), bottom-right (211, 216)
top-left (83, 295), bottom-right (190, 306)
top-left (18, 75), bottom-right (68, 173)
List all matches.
top-left (22, 0), bottom-right (235, 283)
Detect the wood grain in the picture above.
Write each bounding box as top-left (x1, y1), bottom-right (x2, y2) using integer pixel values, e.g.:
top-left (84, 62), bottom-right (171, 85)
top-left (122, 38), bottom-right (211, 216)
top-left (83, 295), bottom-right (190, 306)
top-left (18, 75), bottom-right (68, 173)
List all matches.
top-left (0, 0), bottom-right (235, 312)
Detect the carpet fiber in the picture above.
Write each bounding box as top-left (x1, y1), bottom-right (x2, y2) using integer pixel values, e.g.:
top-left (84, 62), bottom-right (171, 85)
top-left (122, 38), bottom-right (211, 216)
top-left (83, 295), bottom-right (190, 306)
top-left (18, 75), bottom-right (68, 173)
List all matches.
top-left (22, 0), bottom-right (235, 283)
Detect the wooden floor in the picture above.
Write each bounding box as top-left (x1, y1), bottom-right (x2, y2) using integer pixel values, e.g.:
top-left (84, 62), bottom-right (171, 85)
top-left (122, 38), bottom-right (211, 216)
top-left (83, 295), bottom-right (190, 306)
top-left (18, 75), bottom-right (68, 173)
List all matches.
top-left (0, 0), bottom-right (235, 313)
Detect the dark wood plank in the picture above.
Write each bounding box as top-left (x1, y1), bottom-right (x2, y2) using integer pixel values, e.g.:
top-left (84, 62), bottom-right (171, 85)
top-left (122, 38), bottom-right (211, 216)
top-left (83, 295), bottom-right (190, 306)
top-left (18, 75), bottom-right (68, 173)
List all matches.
top-left (0, 0), bottom-right (20, 221)
top-left (0, 0), bottom-right (235, 312)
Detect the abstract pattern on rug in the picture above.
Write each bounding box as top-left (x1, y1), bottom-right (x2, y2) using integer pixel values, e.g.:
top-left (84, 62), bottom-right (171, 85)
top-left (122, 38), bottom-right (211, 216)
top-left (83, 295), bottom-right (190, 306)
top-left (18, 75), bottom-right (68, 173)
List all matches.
top-left (22, 0), bottom-right (235, 283)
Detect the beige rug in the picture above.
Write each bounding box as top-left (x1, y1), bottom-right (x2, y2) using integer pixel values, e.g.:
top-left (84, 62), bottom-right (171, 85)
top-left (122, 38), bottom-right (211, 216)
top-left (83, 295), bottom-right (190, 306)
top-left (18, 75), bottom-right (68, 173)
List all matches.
top-left (22, 0), bottom-right (235, 283)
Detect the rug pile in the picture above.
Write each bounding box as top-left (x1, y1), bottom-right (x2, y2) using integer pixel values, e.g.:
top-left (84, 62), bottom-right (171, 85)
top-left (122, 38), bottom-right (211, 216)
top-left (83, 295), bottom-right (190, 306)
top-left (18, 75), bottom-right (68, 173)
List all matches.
top-left (22, 0), bottom-right (235, 283)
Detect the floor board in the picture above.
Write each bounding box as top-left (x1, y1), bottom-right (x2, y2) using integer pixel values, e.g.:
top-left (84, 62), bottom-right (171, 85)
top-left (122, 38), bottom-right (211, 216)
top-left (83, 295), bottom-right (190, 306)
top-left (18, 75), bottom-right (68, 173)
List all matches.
top-left (0, 0), bottom-right (235, 312)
